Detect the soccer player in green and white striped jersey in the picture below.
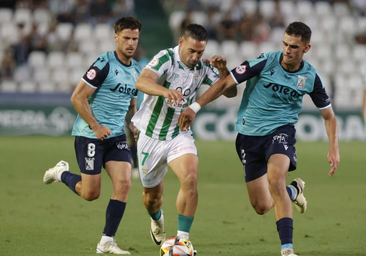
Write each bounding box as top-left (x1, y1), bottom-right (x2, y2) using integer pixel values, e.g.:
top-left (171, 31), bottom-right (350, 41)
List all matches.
top-left (131, 24), bottom-right (237, 249)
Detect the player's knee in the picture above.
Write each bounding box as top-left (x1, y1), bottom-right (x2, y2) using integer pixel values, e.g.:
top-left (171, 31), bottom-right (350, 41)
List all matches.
top-left (181, 173), bottom-right (197, 197)
top-left (180, 172), bottom-right (198, 189)
top-left (81, 191), bottom-right (100, 201)
top-left (115, 178), bottom-right (131, 194)
top-left (252, 201), bottom-right (272, 215)
top-left (143, 192), bottom-right (160, 206)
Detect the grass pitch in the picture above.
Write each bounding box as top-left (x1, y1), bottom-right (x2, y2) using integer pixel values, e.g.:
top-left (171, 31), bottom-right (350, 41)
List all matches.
top-left (0, 136), bottom-right (365, 255)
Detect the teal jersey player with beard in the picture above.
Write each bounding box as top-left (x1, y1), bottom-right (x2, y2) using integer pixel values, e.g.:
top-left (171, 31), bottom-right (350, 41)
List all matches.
top-left (72, 51), bottom-right (141, 138)
top-left (43, 16), bottom-right (143, 255)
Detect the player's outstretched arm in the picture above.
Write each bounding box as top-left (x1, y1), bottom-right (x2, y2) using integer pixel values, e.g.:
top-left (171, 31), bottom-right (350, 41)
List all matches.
top-left (71, 81), bottom-right (111, 140)
top-left (178, 74), bottom-right (237, 131)
top-left (204, 55), bottom-right (237, 98)
top-left (135, 69), bottom-right (183, 107)
top-left (320, 107), bottom-right (340, 176)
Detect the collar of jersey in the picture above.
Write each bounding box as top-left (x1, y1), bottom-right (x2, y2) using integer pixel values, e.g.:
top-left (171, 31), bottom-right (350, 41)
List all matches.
top-left (175, 45), bottom-right (198, 71)
top-left (114, 51), bottom-right (132, 67)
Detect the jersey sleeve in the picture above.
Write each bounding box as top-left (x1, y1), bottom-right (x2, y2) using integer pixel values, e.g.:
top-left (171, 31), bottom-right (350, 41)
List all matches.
top-left (82, 56), bottom-right (110, 89)
top-left (308, 74), bottom-right (331, 110)
top-left (203, 62), bottom-right (220, 85)
top-left (230, 54), bottom-right (267, 84)
top-left (144, 49), bottom-right (172, 77)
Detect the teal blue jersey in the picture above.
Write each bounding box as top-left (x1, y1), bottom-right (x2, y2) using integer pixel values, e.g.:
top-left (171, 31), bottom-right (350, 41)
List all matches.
top-left (72, 51), bottom-right (141, 139)
top-left (231, 51), bottom-right (331, 136)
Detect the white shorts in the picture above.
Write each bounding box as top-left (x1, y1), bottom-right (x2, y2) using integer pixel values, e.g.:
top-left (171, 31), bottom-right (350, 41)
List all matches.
top-left (137, 131), bottom-right (197, 188)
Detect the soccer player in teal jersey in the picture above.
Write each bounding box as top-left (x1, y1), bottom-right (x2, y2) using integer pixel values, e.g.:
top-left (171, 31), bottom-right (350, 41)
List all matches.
top-left (179, 22), bottom-right (340, 256)
top-left (131, 24), bottom-right (237, 251)
top-left (43, 17), bottom-right (142, 255)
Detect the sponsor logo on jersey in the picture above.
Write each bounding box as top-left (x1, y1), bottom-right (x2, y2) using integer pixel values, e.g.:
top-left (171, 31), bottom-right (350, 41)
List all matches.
top-left (86, 69), bottom-right (97, 80)
top-left (176, 87), bottom-right (191, 96)
top-left (110, 83), bottom-right (138, 96)
top-left (296, 75), bottom-right (308, 89)
top-left (235, 65), bottom-right (246, 74)
top-left (165, 98), bottom-right (189, 109)
top-left (270, 69), bottom-right (275, 76)
top-left (263, 83), bottom-right (301, 98)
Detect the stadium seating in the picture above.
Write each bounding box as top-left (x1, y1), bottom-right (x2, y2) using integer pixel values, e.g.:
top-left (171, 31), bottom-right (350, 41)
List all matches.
top-left (0, 1), bottom-right (364, 110)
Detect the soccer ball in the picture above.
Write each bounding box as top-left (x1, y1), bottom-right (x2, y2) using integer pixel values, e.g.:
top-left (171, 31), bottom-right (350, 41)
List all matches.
top-left (160, 236), bottom-right (194, 256)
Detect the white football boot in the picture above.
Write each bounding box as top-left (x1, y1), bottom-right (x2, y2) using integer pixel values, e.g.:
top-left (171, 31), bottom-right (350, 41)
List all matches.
top-left (291, 178), bottom-right (307, 213)
top-left (96, 239), bottom-right (130, 254)
top-left (150, 210), bottom-right (166, 246)
top-left (281, 247), bottom-right (298, 256)
top-left (43, 160), bottom-right (69, 184)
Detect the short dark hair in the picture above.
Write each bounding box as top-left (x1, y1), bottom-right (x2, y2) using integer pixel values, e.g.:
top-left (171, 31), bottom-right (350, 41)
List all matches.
top-left (285, 21), bottom-right (312, 44)
top-left (182, 23), bottom-right (208, 42)
top-left (114, 16), bottom-right (142, 33)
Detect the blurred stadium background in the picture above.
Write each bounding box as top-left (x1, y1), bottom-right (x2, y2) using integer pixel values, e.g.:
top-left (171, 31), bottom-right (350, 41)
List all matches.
top-left (0, 0), bottom-right (365, 141)
top-left (1, 1), bottom-right (366, 255)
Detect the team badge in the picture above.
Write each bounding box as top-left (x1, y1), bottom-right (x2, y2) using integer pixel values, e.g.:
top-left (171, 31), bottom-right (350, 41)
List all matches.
top-left (235, 65), bottom-right (246, 74)
top-left (86, 69), bottom-right (96, 80)
top-left (147, 57), bottom-right (159, 67)
top-left (296, 75), bottom-right (308, 89)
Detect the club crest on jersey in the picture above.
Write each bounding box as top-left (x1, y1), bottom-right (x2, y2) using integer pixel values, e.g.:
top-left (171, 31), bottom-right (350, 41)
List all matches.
top-left (194, 73), bottom-right (199, 85)
top-left (296, 75), bottom-right (308, 89)
top-left (86, 69), bottom-right (96, 80)
top-left (134, 71), bottom-right (139, 82)
top-left (147, 57), bottom-right (159, 68)
top-left (235, 65), bottom-right (246, 74)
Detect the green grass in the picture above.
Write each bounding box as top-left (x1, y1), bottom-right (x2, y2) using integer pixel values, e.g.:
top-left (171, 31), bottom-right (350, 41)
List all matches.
top-left (0, 136), bottom-right (365, 255)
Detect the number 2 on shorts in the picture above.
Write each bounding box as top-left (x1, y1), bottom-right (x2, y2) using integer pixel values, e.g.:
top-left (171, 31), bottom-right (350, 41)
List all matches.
top-left (141, 152), bottom-right (149, 166)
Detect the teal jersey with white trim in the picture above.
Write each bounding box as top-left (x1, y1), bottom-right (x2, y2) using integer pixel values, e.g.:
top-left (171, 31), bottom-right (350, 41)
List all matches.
top-left (231, 51), bottom-right (331, 136)
top-left (72, 51), bottom-right (141, 138)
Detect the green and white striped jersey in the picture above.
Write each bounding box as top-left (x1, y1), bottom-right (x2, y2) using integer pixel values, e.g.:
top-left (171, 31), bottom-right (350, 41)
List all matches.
top-left (132, 45), bottom-right (220, 141)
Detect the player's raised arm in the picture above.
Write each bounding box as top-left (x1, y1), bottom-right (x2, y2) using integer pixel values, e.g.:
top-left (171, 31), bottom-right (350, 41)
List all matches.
top-left (70, 81), bottom-right (111, 140)
top-left (320, 107), bottom-right (340, 176)
top-left (178, 74), bottom-right (236, 131)
top-left (135, 69), bottom-right (183, 107)
top-left (206, 55), bottom-right (237, 98)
